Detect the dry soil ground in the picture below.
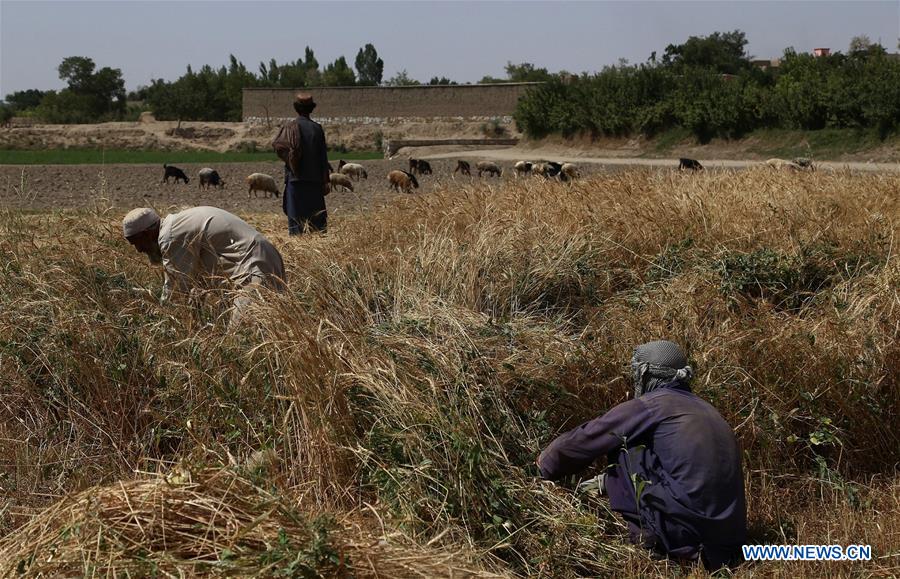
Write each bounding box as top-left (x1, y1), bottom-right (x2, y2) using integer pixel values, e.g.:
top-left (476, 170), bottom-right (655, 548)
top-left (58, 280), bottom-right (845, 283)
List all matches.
top-left (1, 154), bottom-right (895, 215)
top-left (0, 158), bottom-right (601, 212)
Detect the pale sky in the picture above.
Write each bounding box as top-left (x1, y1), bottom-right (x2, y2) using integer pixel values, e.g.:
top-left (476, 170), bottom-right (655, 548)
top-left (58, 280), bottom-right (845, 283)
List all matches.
top-left (1, 0), bottom-right (898, 96)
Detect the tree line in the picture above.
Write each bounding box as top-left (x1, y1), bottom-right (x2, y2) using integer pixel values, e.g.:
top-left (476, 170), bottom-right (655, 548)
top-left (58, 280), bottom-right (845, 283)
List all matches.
top-left (514, 32), bottom-right (900, 142)
top-left (3, 32), bottom-right (899, 139)
top-left (1, 43), bottom-right (544, 124)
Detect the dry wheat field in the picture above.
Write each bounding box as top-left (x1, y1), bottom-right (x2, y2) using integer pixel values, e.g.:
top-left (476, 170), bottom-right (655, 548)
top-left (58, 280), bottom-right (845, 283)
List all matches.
top-left (0, 167), bottom-right (898, 577)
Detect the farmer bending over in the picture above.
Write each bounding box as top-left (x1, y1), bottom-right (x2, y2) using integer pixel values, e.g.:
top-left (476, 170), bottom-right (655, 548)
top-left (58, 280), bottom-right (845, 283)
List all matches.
top-left (122, 206), bottom-right (286, 328)
top-left (537, 340), bottom-right (747, 569)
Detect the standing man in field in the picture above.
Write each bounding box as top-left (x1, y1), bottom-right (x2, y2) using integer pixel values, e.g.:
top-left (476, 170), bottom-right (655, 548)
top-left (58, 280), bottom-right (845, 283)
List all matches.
top-left (274, 92), bottom-right (330, 235)
top-left (537, 340), bottom-right (747, 570)
top-left (122, 206), bottom-right (286, 328)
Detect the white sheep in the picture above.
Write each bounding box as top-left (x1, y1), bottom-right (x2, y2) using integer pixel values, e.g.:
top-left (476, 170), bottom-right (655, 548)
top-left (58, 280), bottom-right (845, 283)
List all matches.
top-left (765, 158), bottom-right (804, 172)
top-left (339, 163), bottom-right (368, 181)
top-left (245, 173), bottom-right (280, 198)
top-left (329, 172), bottom-right (354, 192)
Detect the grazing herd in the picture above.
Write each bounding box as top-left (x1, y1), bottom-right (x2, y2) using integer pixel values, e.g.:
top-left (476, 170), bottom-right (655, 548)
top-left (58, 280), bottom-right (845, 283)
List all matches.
top-left (678, 156), bottom-right (817, 172)
top-left (157, 157), bottom-right (584, 201)
top-left (158, 155), bottom-right (818, 200)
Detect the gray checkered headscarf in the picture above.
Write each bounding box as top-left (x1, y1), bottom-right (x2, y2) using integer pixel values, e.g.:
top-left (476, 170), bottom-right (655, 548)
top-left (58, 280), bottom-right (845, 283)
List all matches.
top-left (631, 340), bottom-right (694, 398)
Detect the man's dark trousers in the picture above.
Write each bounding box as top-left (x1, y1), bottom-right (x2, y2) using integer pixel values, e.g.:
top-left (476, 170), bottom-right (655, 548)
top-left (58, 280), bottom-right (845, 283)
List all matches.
top-left (284, 180), bottom-right (327, 234)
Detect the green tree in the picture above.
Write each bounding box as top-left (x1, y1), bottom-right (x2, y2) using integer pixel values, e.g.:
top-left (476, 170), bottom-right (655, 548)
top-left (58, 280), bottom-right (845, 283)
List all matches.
top-left (355, 43), bottom-right (384, 86)
top-left (481, 62), bottom-right (554, 84)
top-left (37, 56), bottom-right (126, 122)
top-left (145, 65), bottom-right (209, 124)
top-left (662, 30), bottom-right (751, 74)
top-left (322, 56), bottom-right (356, 86)
top-left (54, 56), bottom-right (126, 122)
top-left (0, 102), bottom-right (14, 125)
top-left (303, 47), bottom-right (321, 85)
top-left (849, 35), bottom-right (873, 54)
top-left (127, 86), bottom-right (150, 101)
top-left (34, 90), bottom-right (93, 123)
top-left (504, 62), bottom-right (554, 82)
top-left (428, 76), bottom-right (456, 85)
top-left (859, 51), bottom-right (900, 137)
top-left (384, 70), bottom-right (420, 86)
top-left (773, 49), bottom-right (831, 130)
top-left (89, 65), bottom-right (127, 116)
top-left (4, 89), bottom-right (46, 111)
top-left (58, 56), bottom-right (97, 92)
top-left (222, 54), bottom-right (256, 119)
top-left (513, 79), bottom-right (578, 137)
top-left (514, 30), bottom-right (900, 141)
top-left (259, 47), bottom-right (320, 87)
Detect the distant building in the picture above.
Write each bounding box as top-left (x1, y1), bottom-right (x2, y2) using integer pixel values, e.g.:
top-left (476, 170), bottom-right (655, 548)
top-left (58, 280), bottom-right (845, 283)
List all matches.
top-left (752, 58), bottom-right (781, 70)
top-left (813, 47), bottom-right (831, 57)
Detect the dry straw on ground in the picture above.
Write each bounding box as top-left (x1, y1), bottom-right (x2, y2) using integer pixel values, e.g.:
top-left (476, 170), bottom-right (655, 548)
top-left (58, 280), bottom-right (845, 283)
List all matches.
top-left (0, 168), bottom-right (898, 576)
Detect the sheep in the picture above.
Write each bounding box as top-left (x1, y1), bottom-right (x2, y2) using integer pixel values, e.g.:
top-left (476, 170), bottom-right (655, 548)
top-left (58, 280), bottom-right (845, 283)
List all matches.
top-left (162, 164), bottom-right (189, 184)
top-left (329, 172), bottom-right (354, 192)
top-left (792, 157), bottom-right (814, 170)
top-left (339, 162), bottom-right (368, 181)
top-left (245, 173), bottom-right (280, 198)
top-left (408, 159), bottom-right (419, 173)
top-left (560, 162), bottom-right (580, 181)
top-left (476, 161), bottom-right (502, 177)
top-left (198, 167), bottom-right (225, 190)
top-left (679, 158), bottom-right (703, 172)
top-left (388, 170), bottom-right (419, 193)
top-left (514, 161), bottom-right (533, 178)
top-left (765, 158), bottom-right (805, 172)
top-left (454, 160), bottom-right (471, 176)
top-left (532, 162), bottom-right (562, 179)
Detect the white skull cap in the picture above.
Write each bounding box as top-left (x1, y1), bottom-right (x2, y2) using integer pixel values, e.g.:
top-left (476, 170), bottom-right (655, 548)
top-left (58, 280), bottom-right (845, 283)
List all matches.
top-left (122, 207), bottom-right (160, 237)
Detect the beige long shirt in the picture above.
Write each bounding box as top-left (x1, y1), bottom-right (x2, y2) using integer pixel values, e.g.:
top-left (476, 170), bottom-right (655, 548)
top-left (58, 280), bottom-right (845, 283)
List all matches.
top-left (157, 206), bottom-right (285, 302)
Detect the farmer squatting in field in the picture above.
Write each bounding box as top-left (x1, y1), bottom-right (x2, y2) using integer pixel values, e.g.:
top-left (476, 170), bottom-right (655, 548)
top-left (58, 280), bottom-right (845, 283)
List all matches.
top-left (122, 206), bottom-right (286, 328)
top-left (538, 340), bottom-right (747, 570)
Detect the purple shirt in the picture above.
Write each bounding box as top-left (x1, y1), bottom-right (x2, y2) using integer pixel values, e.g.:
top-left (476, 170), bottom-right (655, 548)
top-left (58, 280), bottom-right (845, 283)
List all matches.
top-left (538, 382), bottom-right (746, 568)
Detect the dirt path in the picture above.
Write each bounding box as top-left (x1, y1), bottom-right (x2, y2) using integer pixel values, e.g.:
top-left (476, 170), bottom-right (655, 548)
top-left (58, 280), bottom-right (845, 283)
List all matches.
top-left (417, 147), bottom-right (900, 172)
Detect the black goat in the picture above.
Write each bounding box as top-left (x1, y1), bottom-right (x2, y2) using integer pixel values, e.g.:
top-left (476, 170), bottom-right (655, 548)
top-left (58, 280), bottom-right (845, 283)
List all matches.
top-left (679, 158), bottom-right (704, 172)
top-left (454, 160), bottom-right (471, 176)
top-left (162, 164), bottom-right (189, 184)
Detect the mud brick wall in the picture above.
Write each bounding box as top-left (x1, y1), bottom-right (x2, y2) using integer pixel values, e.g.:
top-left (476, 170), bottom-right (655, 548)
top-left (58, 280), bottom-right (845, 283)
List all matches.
top-left (242, 83), bottom-right (540, 123)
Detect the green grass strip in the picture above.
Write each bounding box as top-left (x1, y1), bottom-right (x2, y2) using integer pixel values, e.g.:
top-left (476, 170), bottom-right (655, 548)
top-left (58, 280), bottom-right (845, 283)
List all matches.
top-left (0, 149), bottom-right (384, 165)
